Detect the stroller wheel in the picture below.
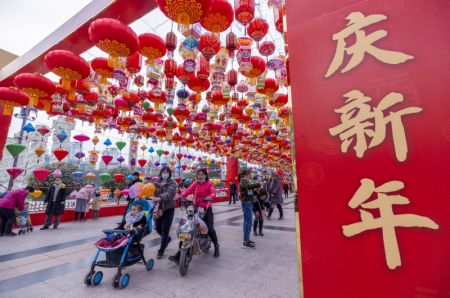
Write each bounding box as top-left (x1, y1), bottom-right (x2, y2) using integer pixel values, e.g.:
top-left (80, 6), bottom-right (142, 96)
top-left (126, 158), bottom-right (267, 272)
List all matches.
top-left (112, 273), bottom-right (120, 288)
top-left (84, 272), bottom-right (93, 286)
top-left (92, 271), bottom-right (103, 286)
top-left (119, 273), bottom-right (130, 289)
top-left (146, 259), bottom-right (154, 271)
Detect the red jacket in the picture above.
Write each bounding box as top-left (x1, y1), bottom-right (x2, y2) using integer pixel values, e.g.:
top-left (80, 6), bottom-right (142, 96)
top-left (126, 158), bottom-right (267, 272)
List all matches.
top-left (180, 180), bottom-right (215, 209)
top-left (0, 189), bottom-right (27, 210)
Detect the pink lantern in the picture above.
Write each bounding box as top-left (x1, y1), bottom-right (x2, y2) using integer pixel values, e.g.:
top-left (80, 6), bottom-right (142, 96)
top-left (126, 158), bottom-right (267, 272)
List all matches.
top-left (73, 134), bottom-right (90, 142)
top-left (6, 167), bottom-right (24, 180)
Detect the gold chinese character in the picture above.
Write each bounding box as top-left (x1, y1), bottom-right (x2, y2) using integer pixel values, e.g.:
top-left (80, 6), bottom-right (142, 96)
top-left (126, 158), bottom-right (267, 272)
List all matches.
top-left (329, 90), bottom-right (422, 162)
top-left (325, 12), bottom-right (414, 78)
top-left (342, 178), bottom-right (439, 270)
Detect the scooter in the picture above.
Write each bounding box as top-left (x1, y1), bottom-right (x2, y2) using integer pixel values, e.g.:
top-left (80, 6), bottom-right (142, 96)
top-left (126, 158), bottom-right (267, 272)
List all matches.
top-left (176, 197), bottom-right (211, 276)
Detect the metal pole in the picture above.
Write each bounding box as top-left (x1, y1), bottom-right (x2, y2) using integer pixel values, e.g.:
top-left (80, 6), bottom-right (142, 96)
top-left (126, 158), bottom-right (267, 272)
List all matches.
top-left (7, 106), bottom-right (29, 190)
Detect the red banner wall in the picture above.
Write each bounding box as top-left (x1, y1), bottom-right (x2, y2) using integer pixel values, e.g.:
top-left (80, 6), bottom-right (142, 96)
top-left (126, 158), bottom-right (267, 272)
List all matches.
top-left (286, 0), bottom-right (450, 297)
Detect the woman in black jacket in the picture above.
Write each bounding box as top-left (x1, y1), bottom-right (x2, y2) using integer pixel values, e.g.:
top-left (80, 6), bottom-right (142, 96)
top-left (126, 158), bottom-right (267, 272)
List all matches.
top-left (152, 166), bottom-right (178, 259)
top-left (41, 178), bottom-right (67, 230)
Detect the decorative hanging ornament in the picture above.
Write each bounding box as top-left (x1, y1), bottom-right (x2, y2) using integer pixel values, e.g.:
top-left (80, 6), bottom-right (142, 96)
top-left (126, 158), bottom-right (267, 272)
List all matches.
top-left (0, 87), bottom-right (29, 115)
top-left (234, 0), bottom-right (255, 26)
top-left (6, 167), bottom-right (24, 180)
top-left (56, 130), bottom-right (68, 144)
top-left (247, 18), bottom-right (269, 42)
top-left (44, 50), bottom-right (90, 90)
top-left (91, 57), bottom-right (114, 85)
top-left (13, 73), bottom-right (55, 107)
top-left (88, 18), bottom-right (139, 68)
top-left (138, 33), bottom-right (167, 65)
top-left (155, 0), bottom-right (213, 32)
top-left (200, 0), bottom-right (234, 33)
top-left (53, 148), bottom-right (69, 162)
top-left (198, 33), bottom-right (221, 61)
top-left (6, 144), bottom-right (26, 158)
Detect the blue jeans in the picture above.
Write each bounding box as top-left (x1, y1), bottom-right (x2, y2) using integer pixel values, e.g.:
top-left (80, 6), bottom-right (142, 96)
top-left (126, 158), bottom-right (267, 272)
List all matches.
top-left (241, 201), bottom-right (253, 242)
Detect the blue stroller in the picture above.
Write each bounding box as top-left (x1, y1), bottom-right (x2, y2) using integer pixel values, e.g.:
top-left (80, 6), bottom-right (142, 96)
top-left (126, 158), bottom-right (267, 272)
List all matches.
top-left (84, 200), bottom-right (154, 289)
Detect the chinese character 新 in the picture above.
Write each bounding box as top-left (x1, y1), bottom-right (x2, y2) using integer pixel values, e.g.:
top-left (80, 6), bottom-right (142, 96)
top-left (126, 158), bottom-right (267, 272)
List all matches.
top-left (329, 90), bottom-right (422, 162)
top-left (342, 178), bottom-right (439, 269)
top-left (325, 12), bottom-right (414, 78)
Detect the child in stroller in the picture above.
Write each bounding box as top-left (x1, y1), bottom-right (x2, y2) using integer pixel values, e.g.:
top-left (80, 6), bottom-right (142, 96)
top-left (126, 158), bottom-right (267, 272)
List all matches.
top-left (84, 200), bottom-right (154, 289)
top-left (16, 202), bottom-right (32, 235)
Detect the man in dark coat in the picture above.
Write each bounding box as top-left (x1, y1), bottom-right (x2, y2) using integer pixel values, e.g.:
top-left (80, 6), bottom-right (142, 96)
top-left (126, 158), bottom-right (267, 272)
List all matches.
top-left (229, 181), bottom-right (237, 204)
top-left (267, 173), bottom-right (284, 220)
top-left (41, 178), bottom-right (67, 230)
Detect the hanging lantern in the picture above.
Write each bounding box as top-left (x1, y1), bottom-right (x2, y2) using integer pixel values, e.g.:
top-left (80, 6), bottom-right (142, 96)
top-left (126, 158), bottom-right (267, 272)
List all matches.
top-left (188, 76), bottom-right (210, 98)
top-left (6, 167), bottom-right (24, 180)
top-left (165, 31), bottom-right (177, 54)
top-left (240, 56), bottom-right (266, 78)
top-left (247, 18), bottom-right (269, 42)
top-left (234, 0), bottom-right (255, 26)
top-left (148, 89), bottom-right (166, 112)
top-left (196, 55), bottom-right (210, 80)
top-left (260, 78), bottom-right (279, 98)
top-left (198, 33), bottom-right (221, 61)
top-left (270, 93), bottom-right (288, 108)
top-left (273, 5), bottom-right (285, 33)
top-left (200, 0), bottom-right (234, 33)
top-left (44, 50), bottom-right (90, 90)
top-left (113, 173), bottom-right (125, 184)
top-left (259, 41), bottom-right (276, 57)
top-left (226, 32), bottom-right (237, 58)
top-left (227, 69), bottom-right (238, 87)
top-left (126, 52), bottom-right (142, 74)
top-left (176, 64), bottom-right (195, 85)
top-left (35, 146), bottom-right (46, 163)
top-left (155, 0), bottom-right (213, 31)
top-left (0, 87), bottom-right (29, 115)
top-left (53, 148), bottom-right (69, 163)
top-left (88, 18), bottom-right (139, 68)
top-left (138, 33), bottom-right (167, 65)
top-left (14, 73), bottom-right (55, 107)
top-left (91, 57), bottom-right (114, 85)
top-left (164, 58), bottom-right (177, 79)
top-left (33, 169), bottom-right (51, 184)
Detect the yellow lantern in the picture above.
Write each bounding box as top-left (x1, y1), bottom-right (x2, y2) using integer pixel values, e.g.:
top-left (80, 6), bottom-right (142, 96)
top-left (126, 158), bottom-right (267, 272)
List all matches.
top-left (32, 190), bottom-right (43, 199)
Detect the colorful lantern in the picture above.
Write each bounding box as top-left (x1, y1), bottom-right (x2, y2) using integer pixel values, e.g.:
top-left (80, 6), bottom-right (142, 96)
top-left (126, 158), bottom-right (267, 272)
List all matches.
top-left (138, 33), bottom-right (167, 65)
top-left (126, 52), bottom-right (142, 74)
top-left (198, 33), bottom-right (221, 61)
top-left (247, 18), bottom-right (269, 42)
top-left (234, 0), bottom-right (255, 26)
top-left (6, 144), bottom-right (26, 158)
top-left (88, 18), bottom-right (139, 68)
top-left (200, 0), bottom-right (234, 33)
top-left (99, 173), bottom-right (112, 184)
top-left (240, 56), bottom-right (266, 78)
top-left (155, 0), bottom-right (213, 29)
top-left (113, 173), bottom-right (125, 184)
top-left (91, 57), bottom-right (114, 85)
top-left (259, 41), bottom-right (276, 57)
top-left (14, 73), bottom-right (55, 107)
top-left (44, 50), bottom-right (90, 90)
top-left (0, 87), bottom-right (29, 115)
top-left (6, 167), bottom-right (24, 180)
top-left (33, 169), bottom-right (51, 183)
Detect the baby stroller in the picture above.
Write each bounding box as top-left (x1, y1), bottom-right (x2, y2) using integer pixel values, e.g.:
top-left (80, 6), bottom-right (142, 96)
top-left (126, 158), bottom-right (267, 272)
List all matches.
top-left (84, 200), bottom-right (154, 289)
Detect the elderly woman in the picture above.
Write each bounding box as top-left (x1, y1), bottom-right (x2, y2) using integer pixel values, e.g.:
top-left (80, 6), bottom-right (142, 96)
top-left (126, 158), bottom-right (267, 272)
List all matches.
top-left (74, 184), bottom-right (95, 221)
top-left (152, 166), bottom-right (178, 259)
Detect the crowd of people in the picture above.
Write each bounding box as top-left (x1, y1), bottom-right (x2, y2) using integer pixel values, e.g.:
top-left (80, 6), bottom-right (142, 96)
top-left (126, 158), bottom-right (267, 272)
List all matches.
top-left (0, 168), bottom-right (292, 258)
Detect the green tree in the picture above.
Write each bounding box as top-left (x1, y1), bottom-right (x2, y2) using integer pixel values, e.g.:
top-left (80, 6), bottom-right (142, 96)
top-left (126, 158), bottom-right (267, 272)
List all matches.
top-left (101, 166), bottom-right (133, 190)
top-left (27, 162), bottom-right (86, 195)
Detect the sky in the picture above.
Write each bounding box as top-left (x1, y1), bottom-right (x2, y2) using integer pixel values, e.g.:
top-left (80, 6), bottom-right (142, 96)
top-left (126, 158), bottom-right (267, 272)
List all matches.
top-left (1, 0), bottom-right (285, 164)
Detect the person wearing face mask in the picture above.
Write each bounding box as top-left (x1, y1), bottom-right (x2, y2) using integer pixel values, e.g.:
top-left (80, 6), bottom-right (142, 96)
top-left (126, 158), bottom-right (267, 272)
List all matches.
top-left (41, 178), bottom-right (67, 230)
top-left (169, 168), bottom-right (220, 263)
top-left (152, 166), bottom-right (178, 259)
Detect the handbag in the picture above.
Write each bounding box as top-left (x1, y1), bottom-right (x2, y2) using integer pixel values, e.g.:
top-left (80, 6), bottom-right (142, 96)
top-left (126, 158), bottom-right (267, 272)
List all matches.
top-left (152, 201), bottom-right (163, 219)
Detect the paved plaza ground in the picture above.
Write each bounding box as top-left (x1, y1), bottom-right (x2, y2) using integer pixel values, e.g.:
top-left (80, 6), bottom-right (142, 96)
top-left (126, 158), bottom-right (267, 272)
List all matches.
top-left (0, 197), bottom-right (299, 298)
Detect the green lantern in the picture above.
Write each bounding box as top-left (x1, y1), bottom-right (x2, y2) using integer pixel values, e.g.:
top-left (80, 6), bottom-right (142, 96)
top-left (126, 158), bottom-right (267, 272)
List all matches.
top-left (6, 144), bottom-right (26, 158)
top-left (99, 173), bottom-right (112, 184)
top-left (156, 149), bottom-right (165, 157)
top-left (167, 106), bottom-right (174, 116)
top-left (116, 141), bottom-right (126, 152)
top-left (142, 100), bottom-right (151, 110)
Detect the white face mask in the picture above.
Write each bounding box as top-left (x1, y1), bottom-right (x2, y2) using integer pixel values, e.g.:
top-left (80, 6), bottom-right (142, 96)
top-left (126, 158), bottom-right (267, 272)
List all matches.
top-left (161, 173), bottom-right (169, 180)
top-left (55, 180), bottom-right (62, 185)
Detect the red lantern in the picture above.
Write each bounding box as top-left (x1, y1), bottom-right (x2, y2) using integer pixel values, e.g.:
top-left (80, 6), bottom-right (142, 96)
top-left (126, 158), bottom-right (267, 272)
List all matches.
top-left (234, 0), bottom-right (255, 26)
top-left (33, 169), bottom-right (51, 183)
top-left (155, 0), bottom-right (213, 26)
top-left (91, 57), bottom-right (114, 84)
top-left (138, 159), bottom-right (147, 168)
top-left (53, 149), bottom-right (69, 162)
top-left (200, 0), bottom-right (234, 33)
top-left (102, 155), bottom-right (113, 166)
top-left (173, 106), bottom-right (190, 124)
top-left (226, 31), bottom-right (237, 57)
top-left (0, 87), bottom-right (29, 115)
top-left (196, 56), bottom-right (210, 80)
top-left (126, 52), bottom-right (142, 74)
top-left (149, 89), bottom-right (166, 112)
top-left (198, 33), bottom-right (221, 61)
top-left (270, 93), bottom-right (288, 108)
top-left (176, 64), bottom-right (195, 85)
top-left (164, 58), bottom-right (177, 79)
top-left (138, 33), bottom-right (167, 65)
top-left (209, 91), bottom-right (229, 106)
top-left (260, 78), bottom-right (279, 97)
top-left (259, 41), bottom-right (276, 57)
top-left (14, 73), bottom-right (55, 107)
top-left (240, 56), bottom-right (266, 78)
top-left (188, 76), bottom-right (210, 95)
top-left (231, 105), bottom-right (243, 119)
top-left (165, 32), bottom-right (177, 53)
top-left (44, 50), bottom-right (90, 90)
top-left (6, 167), bottom-right (24, 180)
top-left (227, 69), bottom-right (238, 87)
top-left (88, 18), bottom-right (139, 68)
top-left (273, 5), bottom-right (284, 33)
top-left (113, 173), bottom-right (125, 184)
top-left (247, 18), bottom-right (269, 42)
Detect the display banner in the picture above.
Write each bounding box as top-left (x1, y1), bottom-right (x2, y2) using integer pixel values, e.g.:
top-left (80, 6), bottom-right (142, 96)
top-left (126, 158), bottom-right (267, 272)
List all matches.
top-left (285, 0), bottom-right (450, 297)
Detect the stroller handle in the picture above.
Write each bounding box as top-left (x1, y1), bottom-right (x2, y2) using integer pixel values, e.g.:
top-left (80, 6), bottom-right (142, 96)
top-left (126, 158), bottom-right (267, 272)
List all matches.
top-left (102, 229), bottom-right (134, 235)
